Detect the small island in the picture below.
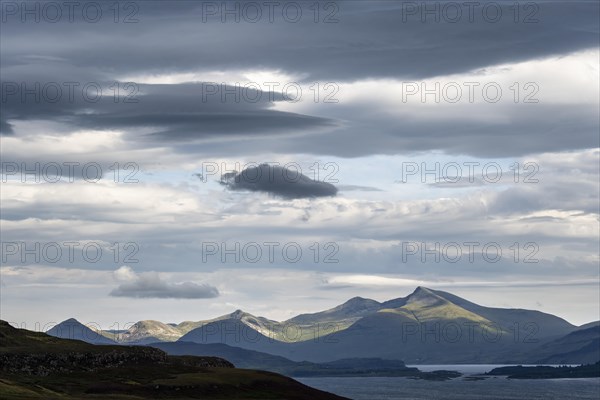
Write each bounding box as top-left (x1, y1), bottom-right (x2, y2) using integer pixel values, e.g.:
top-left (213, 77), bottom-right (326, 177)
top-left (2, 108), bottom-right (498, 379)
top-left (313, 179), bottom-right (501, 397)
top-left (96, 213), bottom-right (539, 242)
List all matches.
top-left (486, 362), bottom-right (600, 379)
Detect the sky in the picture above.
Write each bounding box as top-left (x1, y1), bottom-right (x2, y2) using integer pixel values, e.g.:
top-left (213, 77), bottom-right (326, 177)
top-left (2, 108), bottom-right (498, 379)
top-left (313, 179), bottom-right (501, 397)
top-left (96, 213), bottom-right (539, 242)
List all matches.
top-left (0, 0), bottom-right (599, 329)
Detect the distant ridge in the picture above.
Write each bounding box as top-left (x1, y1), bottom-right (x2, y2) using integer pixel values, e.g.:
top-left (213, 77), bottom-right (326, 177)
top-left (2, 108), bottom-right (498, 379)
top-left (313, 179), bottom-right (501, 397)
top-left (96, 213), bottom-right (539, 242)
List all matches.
top-left (530, 325), bottom-right (600, 364)
top-left (176, 287), bottom-right (584, 363)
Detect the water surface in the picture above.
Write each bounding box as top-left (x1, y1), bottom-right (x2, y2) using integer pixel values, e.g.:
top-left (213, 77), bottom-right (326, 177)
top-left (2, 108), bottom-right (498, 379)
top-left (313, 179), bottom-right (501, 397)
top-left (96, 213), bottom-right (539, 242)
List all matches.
top-left (297, 366), bottom-right (600, 400)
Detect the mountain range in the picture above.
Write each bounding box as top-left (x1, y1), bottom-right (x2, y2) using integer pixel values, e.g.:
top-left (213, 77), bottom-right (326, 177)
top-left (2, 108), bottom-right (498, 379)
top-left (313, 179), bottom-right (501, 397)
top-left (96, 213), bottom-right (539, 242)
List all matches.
top-left (47, 287), bottom-right (599, 365)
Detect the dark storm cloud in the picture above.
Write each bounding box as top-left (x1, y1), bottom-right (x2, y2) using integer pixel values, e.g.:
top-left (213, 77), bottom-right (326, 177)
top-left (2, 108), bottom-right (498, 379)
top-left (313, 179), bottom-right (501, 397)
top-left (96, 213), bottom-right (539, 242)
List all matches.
top-left (110, 273), bottom-right (219, 299)
top-left (1, 1), bottom-right (597, 81)
top-left (219, 164), bottom-right (338, 199)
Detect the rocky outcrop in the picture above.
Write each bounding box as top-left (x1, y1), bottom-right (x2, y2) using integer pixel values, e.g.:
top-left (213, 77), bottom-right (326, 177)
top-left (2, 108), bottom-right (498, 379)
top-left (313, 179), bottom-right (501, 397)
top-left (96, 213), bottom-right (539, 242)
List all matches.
top-left (170, 356), bottom-right (234, 369)
top-left (0, 347), bottom-right (166, 376)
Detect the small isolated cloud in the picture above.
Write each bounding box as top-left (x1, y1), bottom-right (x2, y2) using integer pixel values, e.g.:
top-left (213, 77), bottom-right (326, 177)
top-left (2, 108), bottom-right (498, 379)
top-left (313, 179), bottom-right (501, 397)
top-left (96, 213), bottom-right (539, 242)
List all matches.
top-left (218, 163), bottom-right (338, 199)
top-left (110, 268), bottom-right (219, 299)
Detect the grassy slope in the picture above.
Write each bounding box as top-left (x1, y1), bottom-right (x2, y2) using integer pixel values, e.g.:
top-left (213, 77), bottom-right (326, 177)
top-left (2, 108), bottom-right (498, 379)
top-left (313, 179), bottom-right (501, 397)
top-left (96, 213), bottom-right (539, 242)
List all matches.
top-left (0, 366), bottom-right (348, 399)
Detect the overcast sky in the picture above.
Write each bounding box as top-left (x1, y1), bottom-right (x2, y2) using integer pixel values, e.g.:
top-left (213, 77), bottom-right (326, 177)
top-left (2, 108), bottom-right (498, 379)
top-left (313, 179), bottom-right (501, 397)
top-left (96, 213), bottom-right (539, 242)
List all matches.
top-left (1, 1), bottom-right (599, 328)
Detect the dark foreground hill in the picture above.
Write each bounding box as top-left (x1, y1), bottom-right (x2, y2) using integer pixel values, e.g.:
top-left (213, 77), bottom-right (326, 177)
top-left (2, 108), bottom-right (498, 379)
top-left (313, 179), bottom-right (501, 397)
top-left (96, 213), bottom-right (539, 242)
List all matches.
top-left (0, 321), bottom-right (348, 400)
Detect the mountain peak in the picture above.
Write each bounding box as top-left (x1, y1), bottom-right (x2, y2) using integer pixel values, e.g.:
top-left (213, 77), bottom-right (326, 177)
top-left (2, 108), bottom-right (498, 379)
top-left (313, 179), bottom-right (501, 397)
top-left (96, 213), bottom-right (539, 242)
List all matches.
top-left (133, 320), bottom-right (168, 328)
top-left (285, 296), bottom-right (381, 325)
top-left (413, 286), bottom-right (432, 293)
top-left (229, 309), bottom-right (248, 319)
top-left (347, 296), bottom-right (369, 301)
top-left (47, 318), bottom-right (115, 345)
top-left (343, 296), bottom-right (379, 306)
top-left (60, 318), bottom-right (82, 325)
top-left (410, 286), bottom-right (436, 296)
top-left (378, 287), bottom-right (440, 310)
top-left (406, 286), bottom-right (443, 306)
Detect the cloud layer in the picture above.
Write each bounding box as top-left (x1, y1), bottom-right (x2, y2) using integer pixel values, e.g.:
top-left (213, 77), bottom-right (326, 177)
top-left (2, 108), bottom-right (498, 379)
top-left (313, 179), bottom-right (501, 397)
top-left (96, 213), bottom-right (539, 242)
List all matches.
top-left (110, 267), bottom-right (219, 299)
top-left (1, 2), bottom-right (598, 158)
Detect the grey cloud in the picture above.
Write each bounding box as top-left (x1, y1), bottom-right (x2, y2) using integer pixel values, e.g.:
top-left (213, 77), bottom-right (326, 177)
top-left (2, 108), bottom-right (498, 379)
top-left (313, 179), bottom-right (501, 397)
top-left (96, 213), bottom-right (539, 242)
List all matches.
top-left (0, 81), bottom-right (334, 140)
top-left (110, 272), bottom-right (219, 299)
top-left (146, 99), bottom-right (599, 158)
top-left (263, 102), bottom-right (600, 158)
top-left (218, 164), bottom-right (338, 199)
top-left (489, 184), bottom-right (599, 216)
top-left (0, 119), bottom-right (14, 134)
